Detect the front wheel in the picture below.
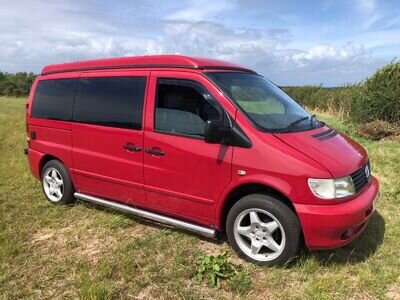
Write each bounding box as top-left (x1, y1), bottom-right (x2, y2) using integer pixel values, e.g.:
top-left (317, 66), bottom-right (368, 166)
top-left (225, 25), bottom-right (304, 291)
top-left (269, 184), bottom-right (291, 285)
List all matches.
top-left (226, 194), bottom-right (301, 266)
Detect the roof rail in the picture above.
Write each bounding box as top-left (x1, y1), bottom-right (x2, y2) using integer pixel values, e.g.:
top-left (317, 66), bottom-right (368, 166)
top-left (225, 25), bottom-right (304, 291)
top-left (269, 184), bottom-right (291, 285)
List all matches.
top-left (41, 55), bottom-right (257, 75)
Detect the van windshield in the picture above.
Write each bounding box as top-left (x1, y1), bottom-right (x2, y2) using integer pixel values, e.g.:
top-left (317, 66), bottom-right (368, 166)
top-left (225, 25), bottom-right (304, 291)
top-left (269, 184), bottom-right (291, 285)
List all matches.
top-left (207, 72), bottom-right (321, 133)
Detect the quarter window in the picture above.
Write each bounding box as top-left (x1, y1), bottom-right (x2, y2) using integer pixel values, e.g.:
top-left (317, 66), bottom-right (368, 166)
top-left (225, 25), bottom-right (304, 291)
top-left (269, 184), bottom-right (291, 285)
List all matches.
top-left (154, 79), bottom-right (221, 137)
top-left (31, 79), bottom-right (77, 121)
top-left (74, 77), bottom-right (146, 130)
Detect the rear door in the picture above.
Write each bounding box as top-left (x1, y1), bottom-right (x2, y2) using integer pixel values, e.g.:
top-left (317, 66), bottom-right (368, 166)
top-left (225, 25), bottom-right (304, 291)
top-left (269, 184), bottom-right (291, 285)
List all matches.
top-left (143, 71), bottom-right (236, 226)
top-left (72, 71), bottom-right (149, 205)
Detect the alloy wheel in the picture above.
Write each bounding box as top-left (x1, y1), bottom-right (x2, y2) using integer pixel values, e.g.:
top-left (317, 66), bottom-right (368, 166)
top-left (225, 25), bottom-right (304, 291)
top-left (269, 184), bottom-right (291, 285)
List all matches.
top-left (233, 208), bottom-right (286, 262)
top-left (43, 168), bottom-right (64, 202)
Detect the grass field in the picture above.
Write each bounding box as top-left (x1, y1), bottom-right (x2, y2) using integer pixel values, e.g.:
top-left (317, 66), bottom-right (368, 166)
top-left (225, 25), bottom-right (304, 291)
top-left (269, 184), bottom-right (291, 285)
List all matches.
top-left (1, 97), bottom-right (400, 299)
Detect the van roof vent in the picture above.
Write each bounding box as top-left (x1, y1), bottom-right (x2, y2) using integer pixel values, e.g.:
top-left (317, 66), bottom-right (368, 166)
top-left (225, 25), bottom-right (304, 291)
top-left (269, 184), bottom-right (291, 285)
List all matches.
top-left (311, 128), bottom-right (338, 141)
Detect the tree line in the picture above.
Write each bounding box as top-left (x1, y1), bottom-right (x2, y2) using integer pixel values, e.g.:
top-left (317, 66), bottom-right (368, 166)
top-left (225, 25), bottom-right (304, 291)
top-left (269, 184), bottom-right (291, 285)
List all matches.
top-left (0, 72), bottom-right (37, 97)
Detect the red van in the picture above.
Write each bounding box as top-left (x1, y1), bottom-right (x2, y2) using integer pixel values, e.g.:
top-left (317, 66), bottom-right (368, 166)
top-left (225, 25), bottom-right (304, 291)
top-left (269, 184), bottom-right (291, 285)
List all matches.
top-left (25, 55), bottom-right (379, 266)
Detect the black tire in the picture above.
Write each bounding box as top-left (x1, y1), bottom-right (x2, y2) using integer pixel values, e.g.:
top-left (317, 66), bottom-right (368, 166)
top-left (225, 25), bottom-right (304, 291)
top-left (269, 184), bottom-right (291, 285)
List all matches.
top-left (226, 194), bottom-right (301, 266)
top-left (41, 160), bottom-right (75, 205)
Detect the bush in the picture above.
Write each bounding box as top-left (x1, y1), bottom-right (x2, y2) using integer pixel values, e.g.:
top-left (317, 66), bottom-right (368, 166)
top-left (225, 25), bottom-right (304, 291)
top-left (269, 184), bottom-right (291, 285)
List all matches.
top-left (351, 60), bottom-right (400, 124)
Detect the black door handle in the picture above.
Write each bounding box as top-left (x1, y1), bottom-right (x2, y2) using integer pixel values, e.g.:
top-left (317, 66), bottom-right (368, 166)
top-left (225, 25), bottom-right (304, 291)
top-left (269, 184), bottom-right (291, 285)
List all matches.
top-left (123, 144), bottom-right (142, 152)
top-left (144, 148), bottom-right (165, 156)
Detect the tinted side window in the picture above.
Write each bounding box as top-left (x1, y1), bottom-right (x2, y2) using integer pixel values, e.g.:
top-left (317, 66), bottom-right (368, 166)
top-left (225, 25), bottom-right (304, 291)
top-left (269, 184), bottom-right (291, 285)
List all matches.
top-left (155, 79), bottom-right (221, 137)
top-left (74, 77), bottom-right (146, 130)
top-left (31, 79), bottom-right (77, 121)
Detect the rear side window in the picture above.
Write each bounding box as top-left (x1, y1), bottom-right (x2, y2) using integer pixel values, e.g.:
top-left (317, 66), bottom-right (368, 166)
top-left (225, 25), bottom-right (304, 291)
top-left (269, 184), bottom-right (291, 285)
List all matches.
top-left (31, 79), bottom-right (77, 121)
top-left (74, 77), bottom-right (146, 130)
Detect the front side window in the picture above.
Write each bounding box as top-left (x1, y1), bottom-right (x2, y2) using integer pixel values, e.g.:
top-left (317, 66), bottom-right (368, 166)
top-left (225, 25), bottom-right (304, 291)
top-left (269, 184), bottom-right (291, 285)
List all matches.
top-left (207, 72), bottom-right (321, 132)
top-left (154, 79), bottom-right (221, 138)
top-left (31, 78), bottom-right (77, 121)
top-left (74, 76), bottom-right (146, 130)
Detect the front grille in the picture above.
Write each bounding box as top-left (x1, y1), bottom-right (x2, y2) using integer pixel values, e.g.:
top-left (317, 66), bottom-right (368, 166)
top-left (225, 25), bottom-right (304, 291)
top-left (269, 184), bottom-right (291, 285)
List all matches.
top-left (350, 162), bottom-right (370, 193)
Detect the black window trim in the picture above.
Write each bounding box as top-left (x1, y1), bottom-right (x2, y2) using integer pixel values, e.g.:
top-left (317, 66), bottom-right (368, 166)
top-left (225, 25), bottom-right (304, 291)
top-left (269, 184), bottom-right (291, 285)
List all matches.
top-left (72, 75), bottom-right (147, 131)
top-left (31, 76), bottom-right (148, 131)
top-left (153, 77), bottom-right (228, 140)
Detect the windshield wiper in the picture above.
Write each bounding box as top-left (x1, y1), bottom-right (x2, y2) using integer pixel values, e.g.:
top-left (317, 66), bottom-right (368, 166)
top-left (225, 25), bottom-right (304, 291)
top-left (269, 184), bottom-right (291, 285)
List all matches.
top-left (285, 116), bottom-right (310, 130)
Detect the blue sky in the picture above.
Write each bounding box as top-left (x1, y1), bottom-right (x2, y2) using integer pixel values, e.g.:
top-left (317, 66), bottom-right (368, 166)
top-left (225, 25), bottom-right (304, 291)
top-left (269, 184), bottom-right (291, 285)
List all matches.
top-left (0, 0), bottom-right (399, 85)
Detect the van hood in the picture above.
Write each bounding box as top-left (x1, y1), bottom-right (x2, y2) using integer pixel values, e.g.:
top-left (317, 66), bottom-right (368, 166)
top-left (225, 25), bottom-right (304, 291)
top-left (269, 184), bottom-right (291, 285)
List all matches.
top-left (274, 126), bottom-right (368, 178)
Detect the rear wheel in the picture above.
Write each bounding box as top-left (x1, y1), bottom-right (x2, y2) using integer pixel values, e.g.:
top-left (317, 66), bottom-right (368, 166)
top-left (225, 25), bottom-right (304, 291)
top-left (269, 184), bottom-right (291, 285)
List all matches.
top-left (41, 160), bottom-right (75, 205)
top-left (226, 194), bottom-right (300, 266)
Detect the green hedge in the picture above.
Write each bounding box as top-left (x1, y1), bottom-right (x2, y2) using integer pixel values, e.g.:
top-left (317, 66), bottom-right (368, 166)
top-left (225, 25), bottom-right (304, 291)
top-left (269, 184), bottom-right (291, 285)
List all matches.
top-left (352, 60), bottom-right (400, 123)
top-left (283, 60), bottom-right (400, 125)
top-left (283, 84), bottom-right (362, 117)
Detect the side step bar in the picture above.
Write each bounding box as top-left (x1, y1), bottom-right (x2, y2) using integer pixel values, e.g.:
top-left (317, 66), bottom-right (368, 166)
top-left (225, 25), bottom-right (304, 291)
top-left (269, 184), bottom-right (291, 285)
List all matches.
top-left (74, 192), bottom-right (216, 238)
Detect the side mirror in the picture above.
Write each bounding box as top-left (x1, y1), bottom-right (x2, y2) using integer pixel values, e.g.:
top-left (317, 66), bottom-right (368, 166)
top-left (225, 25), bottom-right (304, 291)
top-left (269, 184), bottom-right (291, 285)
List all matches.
top-left (204, 120), bottom-right (232, 144)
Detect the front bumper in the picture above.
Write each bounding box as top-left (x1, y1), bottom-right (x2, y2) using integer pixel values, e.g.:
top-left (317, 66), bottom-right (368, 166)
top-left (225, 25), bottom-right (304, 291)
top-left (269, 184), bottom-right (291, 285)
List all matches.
top-left (294, 176), bottom-right (379, 249)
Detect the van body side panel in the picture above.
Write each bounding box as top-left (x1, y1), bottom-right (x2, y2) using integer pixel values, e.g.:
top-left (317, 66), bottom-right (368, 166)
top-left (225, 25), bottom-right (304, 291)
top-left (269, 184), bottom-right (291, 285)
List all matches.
top-left (143, 131), bottom-right (227, 225)
top-left (72, 123), bottom-right (146, 205)
top-left (29, 123), bottom-right (73, 171)
top-left (143, 71), bottom-right (237, 226)
top-left (26, 72), bottom-right (82, 183)
top-left (71, 71), bottom-right (149, 206)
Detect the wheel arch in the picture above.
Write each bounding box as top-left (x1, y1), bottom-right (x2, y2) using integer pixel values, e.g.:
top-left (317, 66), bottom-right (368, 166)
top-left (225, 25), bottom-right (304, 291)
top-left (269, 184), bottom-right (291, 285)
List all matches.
top-left (38, 155), bottom-right (73, 184)
top-left (217, 182), bottom-right (298, 232)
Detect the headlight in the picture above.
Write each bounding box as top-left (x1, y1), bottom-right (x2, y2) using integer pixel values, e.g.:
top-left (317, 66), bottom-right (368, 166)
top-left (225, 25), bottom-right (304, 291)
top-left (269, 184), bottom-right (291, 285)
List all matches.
top-left (308, 176), bottom-right (355, 199)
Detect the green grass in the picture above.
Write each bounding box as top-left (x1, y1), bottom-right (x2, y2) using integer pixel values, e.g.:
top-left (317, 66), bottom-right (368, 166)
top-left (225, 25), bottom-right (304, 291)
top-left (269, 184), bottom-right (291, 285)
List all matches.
top-left (1, 97), bottom-right (400, 299)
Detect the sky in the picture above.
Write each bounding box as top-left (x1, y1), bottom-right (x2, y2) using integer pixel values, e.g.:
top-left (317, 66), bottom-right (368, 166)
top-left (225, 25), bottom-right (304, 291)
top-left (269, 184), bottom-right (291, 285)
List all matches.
top-left (0, 0), bottom-right (399, 86)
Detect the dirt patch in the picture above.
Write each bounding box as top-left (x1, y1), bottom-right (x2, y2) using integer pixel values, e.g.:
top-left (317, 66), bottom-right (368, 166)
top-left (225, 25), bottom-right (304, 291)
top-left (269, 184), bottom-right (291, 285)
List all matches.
top-left (31, 226), bottom-right (115, 264)
top-left (197, 239), bottom-right (229, 256)
top-left (197, 240), bottom-right (248, 266)
top-left (389, 134), bottom-right (400, 142)
top-left (29, 220), bottom-right (156, 265)
top-left (357, 120), bottom-right (399, 141)
top-left (386, 281), bottom-right (400, 300)
top-left (119, 221), bottom-right (158, 239)
top-left (132, 285), bottom-right (155, 300)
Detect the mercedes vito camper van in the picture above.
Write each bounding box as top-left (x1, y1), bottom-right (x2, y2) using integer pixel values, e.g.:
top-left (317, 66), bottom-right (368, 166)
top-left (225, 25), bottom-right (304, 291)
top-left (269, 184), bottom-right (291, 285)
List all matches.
top-left (25, 55), bottom-right (379, 266)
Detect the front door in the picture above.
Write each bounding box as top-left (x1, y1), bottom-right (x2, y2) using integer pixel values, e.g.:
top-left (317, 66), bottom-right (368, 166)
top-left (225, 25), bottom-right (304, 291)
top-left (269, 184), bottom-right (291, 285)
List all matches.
top-left (143, 71), bottom-right (235, 226)
top-left (72, 71), bottom-right (149, 205)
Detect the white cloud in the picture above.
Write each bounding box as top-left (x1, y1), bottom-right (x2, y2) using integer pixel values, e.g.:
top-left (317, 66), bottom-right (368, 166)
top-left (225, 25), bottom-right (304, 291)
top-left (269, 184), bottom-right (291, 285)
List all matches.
top-left (166, 0), bottom-right (235, 21)
top-left (0, 0), bottom-right (391, 85)
top-left (162, 21), bottom-right (290, 59)
top-left (290, 43), bottom-right (367, 68)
